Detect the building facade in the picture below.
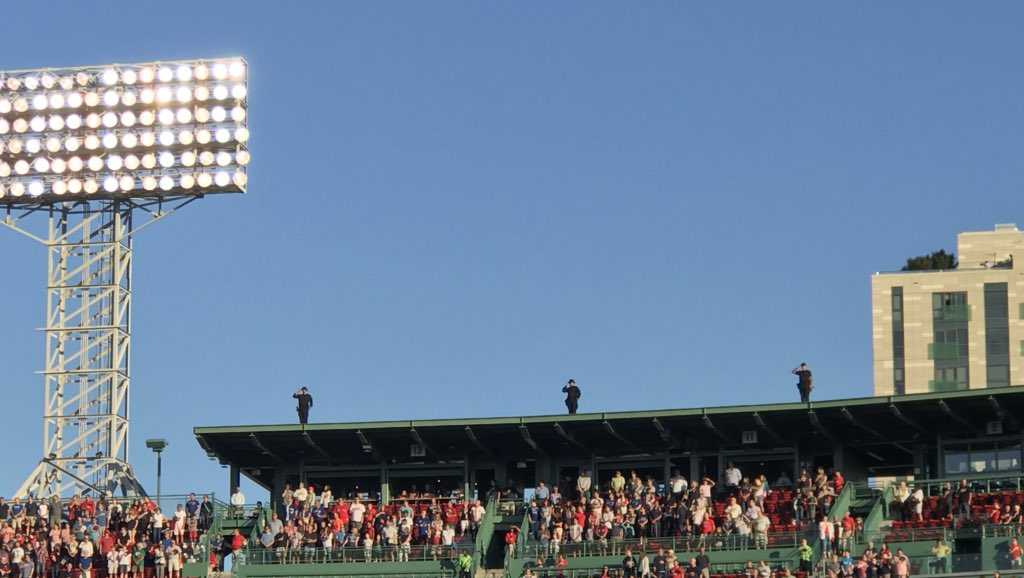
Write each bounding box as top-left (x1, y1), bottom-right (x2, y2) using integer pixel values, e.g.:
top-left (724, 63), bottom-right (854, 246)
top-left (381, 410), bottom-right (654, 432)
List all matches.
top-left (872, 224), bottom-right (1024, 395)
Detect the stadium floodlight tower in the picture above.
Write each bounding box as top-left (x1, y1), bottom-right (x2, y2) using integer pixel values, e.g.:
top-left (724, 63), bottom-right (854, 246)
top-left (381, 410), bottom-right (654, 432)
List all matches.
top-left (0, 58), bottom-right (249, 498)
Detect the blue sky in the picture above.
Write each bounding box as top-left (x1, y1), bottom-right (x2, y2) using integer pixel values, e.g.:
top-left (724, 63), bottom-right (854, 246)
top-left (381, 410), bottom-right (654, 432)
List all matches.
top-left (0, 2), bottom-right (1022, 499)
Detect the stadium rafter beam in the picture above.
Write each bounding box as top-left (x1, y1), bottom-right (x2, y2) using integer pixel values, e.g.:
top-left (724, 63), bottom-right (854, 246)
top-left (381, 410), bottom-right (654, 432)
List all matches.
top-left (301, 431), bottom-right (331, 462)
top-left (409, 428), bottom-right (436, 458)
top-left (988, 396), bottom-right (1020, 430)
top-left (701, 415), bottom-right (729, 443)
top-left (553, 423), bottom-right (588, 452)
top-left (355, 430), bottom-right (383, 462)
top-left (752, 412), bottom-right (783, 444)
top-left (248, 433), bottom-right (282, 462)
top-left (463, 426), bottom-right (493, 456)
top-left (602, 420), bottom-right (645, 453)
top-left (889, 404), bottom-right (924, 437)
top-left (807, 411), bottom-right (836, 443)
top-left (840, 408), bottom-right (913, 456)
top-left (937, 400), bottom-right (979, 435)
top-left (518, 424), bottom-right (546, 456)
top-left (651, 418), bottom-right (681, 449)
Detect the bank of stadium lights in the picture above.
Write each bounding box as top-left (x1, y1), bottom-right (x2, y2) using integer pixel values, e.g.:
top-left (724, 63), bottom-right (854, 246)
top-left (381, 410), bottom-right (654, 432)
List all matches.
top-left (0, 58), bottom-right (249, 202)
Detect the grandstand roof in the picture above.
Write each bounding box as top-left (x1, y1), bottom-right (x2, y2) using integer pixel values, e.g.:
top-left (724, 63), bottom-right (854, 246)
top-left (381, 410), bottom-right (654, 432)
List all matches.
top-left (195, 387), bottom-right (1024, 487)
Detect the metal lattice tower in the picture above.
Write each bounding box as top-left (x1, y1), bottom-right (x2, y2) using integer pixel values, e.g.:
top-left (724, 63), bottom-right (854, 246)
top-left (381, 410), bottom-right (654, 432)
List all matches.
top-left (3, 197), bottom-right (197, 498)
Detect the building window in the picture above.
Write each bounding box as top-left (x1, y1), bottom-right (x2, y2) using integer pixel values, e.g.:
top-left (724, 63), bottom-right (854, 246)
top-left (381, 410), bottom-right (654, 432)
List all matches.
top-left (985, 283), bottom-right (1010, 387)
top-left (892, 287), bottom-right (905, 394)
top-left (931, 292), bottom-right (969, 391)
top-left (943, 442), bottom-right (1022, 475)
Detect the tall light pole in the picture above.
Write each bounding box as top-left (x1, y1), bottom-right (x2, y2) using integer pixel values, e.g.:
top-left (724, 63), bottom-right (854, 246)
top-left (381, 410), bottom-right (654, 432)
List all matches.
top-left (146, 439), bottom-right (168, 508)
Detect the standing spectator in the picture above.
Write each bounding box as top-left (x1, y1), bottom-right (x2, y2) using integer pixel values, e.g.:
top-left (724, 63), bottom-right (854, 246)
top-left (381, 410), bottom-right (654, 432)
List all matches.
top-left (799, 539), bottom-right (814, 573)
top-left (932, 539), bottom-right (951, 574)
top-left (1010, 538), bottom-right (1022, 568)
top-left (562, 380), bottom-right (581, 415)
top-left (293, 386), bottom-right (314, 425)
top-left (893, 548), bottom-right (910, 578)
top-left (457, 550), bottom-right (473, 578)
top-left (230, 487), bottom-right (246, 518)
top-left (723, 463), bottom-right (742, 492)
top-left (577, 470), bottom-right (593, 500)
top-left (792, 363), bottom-right (813, 402)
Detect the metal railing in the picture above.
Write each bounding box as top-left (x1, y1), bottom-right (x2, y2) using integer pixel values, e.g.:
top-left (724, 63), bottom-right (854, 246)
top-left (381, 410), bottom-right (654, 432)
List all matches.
top-left (236, 542), bottom-right (475, 565)
top-left (518, 529), bottom-right (810, 559)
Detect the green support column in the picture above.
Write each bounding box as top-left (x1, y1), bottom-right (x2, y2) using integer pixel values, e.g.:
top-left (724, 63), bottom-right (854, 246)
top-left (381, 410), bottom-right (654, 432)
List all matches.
top-left (464, 457), bottom-right (471, 501)
top-left (229, 465), bottom-right (240, 494)
top-left (381, 464), bottom-right (390, 504)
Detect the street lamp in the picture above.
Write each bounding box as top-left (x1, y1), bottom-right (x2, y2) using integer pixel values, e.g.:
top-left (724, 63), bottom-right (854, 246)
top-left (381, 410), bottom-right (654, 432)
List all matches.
top-left (146, 439), bottom-right (168, 509)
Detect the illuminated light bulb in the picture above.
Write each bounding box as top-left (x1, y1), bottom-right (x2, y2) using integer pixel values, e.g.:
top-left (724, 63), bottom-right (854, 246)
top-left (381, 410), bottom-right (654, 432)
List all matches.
top-left (28, 180), bottom-right (44, 197)
top-left (156, 86), bottom-right (172, 103)
top-left (199, 151), bottom-right (215, 166)
top-left (158, 108), bottom-right (174, 125)
top-left (159, 175), bottom-right (174, 191)
top-left (106, 155), bottom-right (123, 171)
top-left (101, 69), bottom-right (118, 86)
top-left (181, 151), bottom-right (196, 166)
top-left (158, 67), bottom-right (174, 83)
top-left (41, 74), bottom-right (56, 89)
top-left (14, 97), bottom-right (29, 113)
top-left (5, 77), bottom-right (21, 90)
top-left (214, 171), bottom-right (230, 187)
top-left (103, 176), bottom-right (119, 193)
top-left (68, 156), bottom-right (84, 172)
top-left (67, 178), bottom-right (82, 194)
top-left (124, 154), bottom-right (139, 170)
top-left (196, 129), bottom-right (211, 144)
top-left (66, 93), bottom-right (83, 109)
top-left (194, 107), bottom-right (210, 123)
top-left (0, 99), bottom-right (10, 114)
top-left (51, 158), bottom-right (66, 173)
top-left (122, 69), bottom-right (137, 85)
top-left (83, 178), bottom-right (99, 194)
top-left (32, 94), bottom-right (49, 110)
top-left (211, 106), bottom-right (226, 122)
top-left (233, 170), bottom-right (247, 187)
top-left (102, 133), bottom-right (118, 149)
top-left (216, 151), bottom-right (231, 166)
top-left (140, 88), bottom-right (155, 104)
top-left (0, 162), bottom-right (10, 177)
top-left (120, 111), bottom-right (137, 127)
top-left (234, 127), bottom-right (250, 143)
top-left (25, 138), bottom-right (41, 154)
top-left (15, 160), bottom-right (30, 175)
top-left (65, 114), bottom-right (82, 130)
top-left (175, 108), bottom-right (192, 124)
top-left (86, 113), bottom-right (101, 129)
top-left (30, 116), bottom-right (46, 132)
top-left (49, 116), bottom-right (65, 131)
top-left (197, 172), bottom-right (212, 188)
top-left (52, 180), bottom-right (67, 195)
top-left (229, 61), bottom-right (245, 79)
top-left (141, 153), bottom-right (156, 169)
top-left (121, 133), bottom-right (138, 148)
top-left (0, 118), bottom-right (8, 134)
top-left (139, 110), bottom-right (155, 126)
top-left (158, 151), bottom-right (174, 168)
top-left (84, 135), bottom-right (100, 150)
top-left (121, 90), bottom-right (137, 106)
top-left (212, 63), bottom-right (228, 80)
top-left (176, 65), bottom-right (192, 82)
top-left (10, 182), bottom-right (25, 197)
top-left (84, 92), bottom-right (100, 107)
top-left (7, 139), bottom-right (22, 154)
top-left (75, 72), bottom-right (90, 86)
top-left (119, 175), bottom-right (134, 191)
top-left (178, 130), bottom-right (193, 145)
top-left (59, 76), bottom-right (74, 91)
top-left (87, 156), bottom-right (103, 171)
top-left (13, 118), bottom-right (28, 133)
top-left (176, 86), bottom-right (192, 103)
top-left (142, 176), bottom-right (157, 191)
top-left (194, 86), bottom-right (210, 102)
top-left (215, 128), bottom-right (231, 143)
top-left (48, 93), bottom-right (65, 109)
top-left (46, 137), bottom-right (61, 152)
top-left (65, 137), bottom-right (81, 152)
top-left (212, 85), bottom-right (228, 100)
top-left (194, 64), bottom-right (210, 81)
top-left (103, 90), bottom-right (119, 107)
top-left (231, 85), bottom-right (247, 100)
top-left (102, 112), bottom-right (118, 128)
top-left (139, 67), bottom-right (155, 83)
top-left (140, 131), bottom-right (156, 147)
top-left (231, 106), bottom-right (246, 122)
top-left (34, 158), bottom-right (50, 173)
top-left (235, 150), bottom-right (250, 166)
top-left (180, 173), bottom-right (195, 189)
top-left (159, 130), bottom-right (175, 146)
top-left (23, 76), bottom-right (39, 90)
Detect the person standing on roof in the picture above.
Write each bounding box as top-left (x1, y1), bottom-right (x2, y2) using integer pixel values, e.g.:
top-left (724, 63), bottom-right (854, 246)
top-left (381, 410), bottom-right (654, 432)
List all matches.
top-left (792, 363), bottom-right (813, 403)
top-left (293, 386), bottom-right (313, 425)
top-left (562, 379), bottom-right (581, 415)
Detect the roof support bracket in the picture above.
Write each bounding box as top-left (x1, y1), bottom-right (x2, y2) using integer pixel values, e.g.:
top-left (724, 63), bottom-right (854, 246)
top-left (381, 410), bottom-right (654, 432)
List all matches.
top-left (553, 423), bottom-right (588, 452)
top-left (519, 424), bottom-right (546, 456)
top-left (249, 433), bottom-right (283, 462)
top-left (752, 412), bottom-right (784, 444)
top-left (701, 414), bottom-right (730, 443)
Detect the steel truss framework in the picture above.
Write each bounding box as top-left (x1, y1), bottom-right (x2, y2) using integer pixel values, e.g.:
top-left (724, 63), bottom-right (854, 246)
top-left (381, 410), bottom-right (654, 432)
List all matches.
top-left (1, 196), bottom-right (198, 498)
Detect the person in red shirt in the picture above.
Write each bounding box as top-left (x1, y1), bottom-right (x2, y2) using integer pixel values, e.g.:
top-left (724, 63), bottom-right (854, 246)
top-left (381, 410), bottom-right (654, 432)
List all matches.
top-left (669, 561), bottom-right (685, 578)
top-left (1010, 538), bottom-right (1022, 568)
top-left (505, 527), bottom-right (519, 559)
top-left (230, 529), bottom-right (246, 553)
top-left (840, 512), bottom-right (857, 551)
top-left (989, 505), bottom-right (1002, 525)
top-left (833, 471), bottom-right (845, 493)
top-left (701, 515), bottom-right (716, 535)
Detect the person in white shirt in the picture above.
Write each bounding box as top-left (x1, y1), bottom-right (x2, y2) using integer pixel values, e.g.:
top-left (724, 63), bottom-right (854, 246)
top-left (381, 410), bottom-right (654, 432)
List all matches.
top-left (670, 471), bottom-right (687, 497)
top-left (723, 463), bottom-right (742, 490)
top-left (152, 509), bottom-right (165, 542)
top-left (577, 471), bottom-right (593, 499)
top-left (230, 487), bottom-right (246, 517)
top-left (350, 500), bottom-right (366, 525)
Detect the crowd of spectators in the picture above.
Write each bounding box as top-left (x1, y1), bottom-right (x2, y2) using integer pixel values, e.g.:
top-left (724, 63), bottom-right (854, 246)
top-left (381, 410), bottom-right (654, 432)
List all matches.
top-left (519, 465), bottom-right (846, 559)
top-left (0, 493), bottom-right (214, 578)
top-left (889, 479), bottom-right (1024, 529)
top-left (250, 482), bottom-right (485, 563)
